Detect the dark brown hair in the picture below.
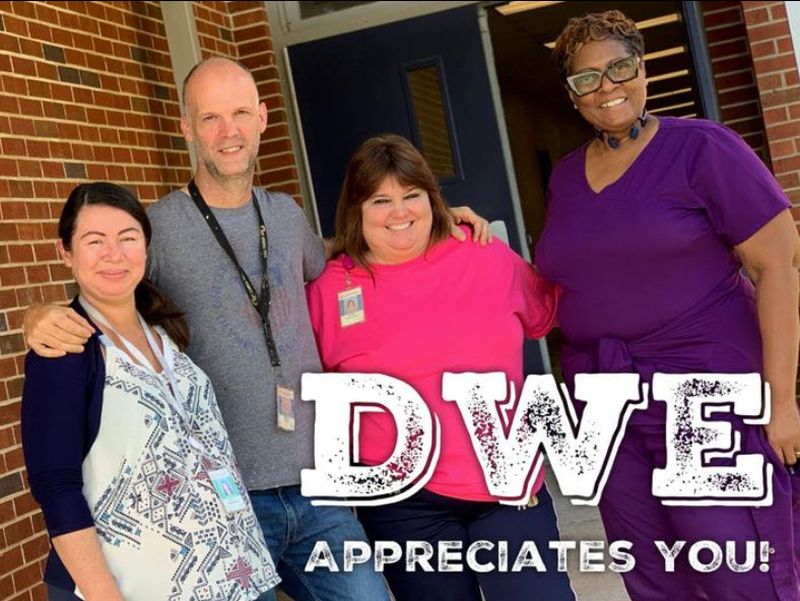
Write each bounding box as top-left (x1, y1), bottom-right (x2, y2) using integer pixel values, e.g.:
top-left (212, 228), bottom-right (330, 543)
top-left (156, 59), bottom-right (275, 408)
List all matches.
top-left (333, 134), bottom-right (451, 269)
top-left (59, 182), bottom-right (190, 350)
top-left (553, 10), bottom-right (645, 77)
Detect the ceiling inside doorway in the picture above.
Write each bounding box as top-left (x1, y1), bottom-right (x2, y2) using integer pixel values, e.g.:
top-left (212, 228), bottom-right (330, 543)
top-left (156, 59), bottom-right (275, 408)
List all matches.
top-left (491, 1), bottom-right (701, 117)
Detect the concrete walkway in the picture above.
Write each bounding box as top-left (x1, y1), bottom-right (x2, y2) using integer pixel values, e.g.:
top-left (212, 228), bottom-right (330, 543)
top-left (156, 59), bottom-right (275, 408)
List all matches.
top-left (547, 470), bottom-right (632, 601)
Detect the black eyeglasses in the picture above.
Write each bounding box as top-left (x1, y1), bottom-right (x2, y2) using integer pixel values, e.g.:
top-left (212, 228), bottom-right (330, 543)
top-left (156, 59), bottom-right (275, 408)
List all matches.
top-left (566, 55), bottom-right (640, 97)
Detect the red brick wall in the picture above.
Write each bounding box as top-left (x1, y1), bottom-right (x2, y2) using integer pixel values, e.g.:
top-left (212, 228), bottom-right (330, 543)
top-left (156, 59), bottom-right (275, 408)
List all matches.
top-left (703, 1), bottom-right (770, 160)
top-left (741, 1), bottom-right (800, 216)
top-left (0, 2), bottom-right (188, 598)
top-left (230, 2), bottom-right (303, 200)
top-left (0, 2), bottom-right (302, 598)
top-left (193, 1), bottom-right (305, 203)
top-left (193, 1), bottom-right (238, 58)
top-left (740, 0), bottom-right (800, 408)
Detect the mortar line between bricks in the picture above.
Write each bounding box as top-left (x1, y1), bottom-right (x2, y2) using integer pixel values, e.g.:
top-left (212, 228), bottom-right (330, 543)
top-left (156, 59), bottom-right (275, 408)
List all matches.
top-left (745, 19), bottom-right (790, 32)
top-left (715, 83), bottom-right (767, 94)
top-left (0, 38), bottom-right (173, 68)
top-left (0, 154), bottom-right (188, 165)
top-left (713, 67), bottom-right (758, 76)
top-left (709, 40), bottom-right (754, 49)
top-left (705, 21), bottom-right (746, 32)
top-left (711, 51), bottom-right (762, 59)
top-left (5, 3), bottom-right (169, 33)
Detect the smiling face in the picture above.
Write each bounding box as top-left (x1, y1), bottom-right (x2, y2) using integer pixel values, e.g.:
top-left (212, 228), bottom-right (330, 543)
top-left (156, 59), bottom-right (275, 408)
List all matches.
top-left (59, 205), bottom-right (147, 306)
top-left (181, 59), bottom-right (267, 186)
top-left (569, 38), bottom-right (647, 136)
top-left (361, 175), bottom-right (434, 265)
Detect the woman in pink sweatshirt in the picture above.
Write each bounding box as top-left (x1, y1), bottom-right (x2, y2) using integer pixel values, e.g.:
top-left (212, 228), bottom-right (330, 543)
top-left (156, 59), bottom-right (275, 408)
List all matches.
top-left (306, 134), bottom-right (573, 601)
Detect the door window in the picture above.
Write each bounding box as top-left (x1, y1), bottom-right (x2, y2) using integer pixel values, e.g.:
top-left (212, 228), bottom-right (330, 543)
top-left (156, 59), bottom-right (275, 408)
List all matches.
top-left (404, 62), bottom-right (461, 181)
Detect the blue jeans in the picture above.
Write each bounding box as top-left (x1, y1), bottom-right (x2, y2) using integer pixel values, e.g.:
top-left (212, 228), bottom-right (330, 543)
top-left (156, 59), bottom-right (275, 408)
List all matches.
top-left (250, 486), bottom-right (390, 601)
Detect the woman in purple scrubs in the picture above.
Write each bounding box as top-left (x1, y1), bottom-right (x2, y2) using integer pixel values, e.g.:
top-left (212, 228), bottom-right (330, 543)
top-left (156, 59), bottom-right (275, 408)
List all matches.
top-left (536, 10), bottom-right (800, 601)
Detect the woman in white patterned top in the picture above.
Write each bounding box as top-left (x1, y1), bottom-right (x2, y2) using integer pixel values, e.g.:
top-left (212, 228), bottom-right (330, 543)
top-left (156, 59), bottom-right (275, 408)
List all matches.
top-left (22, 182), bottom-right (280, 601)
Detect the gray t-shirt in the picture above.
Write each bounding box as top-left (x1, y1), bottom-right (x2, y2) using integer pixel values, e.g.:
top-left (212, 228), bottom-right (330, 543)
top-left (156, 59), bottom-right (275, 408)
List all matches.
top-left (147, 188), bottom-right (326, 490)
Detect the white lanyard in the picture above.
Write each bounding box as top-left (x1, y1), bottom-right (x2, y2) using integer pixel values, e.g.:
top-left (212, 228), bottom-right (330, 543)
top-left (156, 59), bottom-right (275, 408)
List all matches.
top-left (78, 296), bottom-right (199, 442)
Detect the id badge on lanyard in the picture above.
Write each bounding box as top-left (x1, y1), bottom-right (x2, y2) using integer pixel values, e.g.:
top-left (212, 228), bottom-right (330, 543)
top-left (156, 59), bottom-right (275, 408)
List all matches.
top-left (208, 468), bottom-right (247, 512)
top-left (276, 381), bottom-right (295, 432)
top-left (338, 287), bottom-right (365, 327)
top-left (264, 325), bottom-right (295, 432)
top-left (338, 256), bottom-right (365, 328)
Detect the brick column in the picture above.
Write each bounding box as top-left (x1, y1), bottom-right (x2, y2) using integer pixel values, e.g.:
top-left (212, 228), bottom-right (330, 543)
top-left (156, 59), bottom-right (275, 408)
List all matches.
top-left (229, 2), bottom-right (303, 202)
top-left (740, 0), bottom-right (800, 420)
top-left (702, 1), bottom-right (768, 160)
top-left (741, 1), bottom-right (800, 217)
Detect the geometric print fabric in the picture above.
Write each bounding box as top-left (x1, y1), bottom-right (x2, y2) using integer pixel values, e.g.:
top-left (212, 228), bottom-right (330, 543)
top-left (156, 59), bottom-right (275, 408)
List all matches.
top-left (78, 329), bottom-right (280, 600)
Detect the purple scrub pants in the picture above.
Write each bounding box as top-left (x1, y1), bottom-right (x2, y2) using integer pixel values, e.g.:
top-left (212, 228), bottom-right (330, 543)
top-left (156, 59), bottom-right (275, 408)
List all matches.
top-left (598, 419), bottom-right (800, 601)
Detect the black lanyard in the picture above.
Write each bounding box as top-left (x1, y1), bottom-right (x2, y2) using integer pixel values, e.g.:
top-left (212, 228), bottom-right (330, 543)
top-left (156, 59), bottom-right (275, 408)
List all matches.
top-left (187, 180), bottom-right (281, 371)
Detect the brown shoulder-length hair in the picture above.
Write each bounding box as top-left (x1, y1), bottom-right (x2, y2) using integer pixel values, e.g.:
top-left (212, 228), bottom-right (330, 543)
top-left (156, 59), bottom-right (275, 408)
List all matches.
top-left (553, 10), bottom-right (644, 77)
top-left (333, 134), bottom-right (451, 269)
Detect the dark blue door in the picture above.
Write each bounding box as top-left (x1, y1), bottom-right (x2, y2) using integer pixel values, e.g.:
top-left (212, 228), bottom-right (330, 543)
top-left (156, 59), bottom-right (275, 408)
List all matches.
top-left (289, 5), bottom-right (549, 372)
top-left (288, 5), bottom-right (522, 247)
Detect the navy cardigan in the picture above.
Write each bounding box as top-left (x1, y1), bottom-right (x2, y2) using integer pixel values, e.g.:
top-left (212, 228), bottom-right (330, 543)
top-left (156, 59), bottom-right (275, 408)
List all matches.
top-left (21, 298), bottom-right (105, 590)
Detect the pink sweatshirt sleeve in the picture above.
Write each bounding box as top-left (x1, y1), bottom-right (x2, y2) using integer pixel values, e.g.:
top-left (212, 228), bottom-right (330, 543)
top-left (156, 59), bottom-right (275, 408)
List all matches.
top-left (509, 251), bottom-right (560, 339)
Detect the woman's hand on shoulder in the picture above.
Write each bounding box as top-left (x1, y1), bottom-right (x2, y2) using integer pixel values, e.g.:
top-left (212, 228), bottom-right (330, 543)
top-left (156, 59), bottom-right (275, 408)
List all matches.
top-left (322, 237), bottom-right (336, 260)
top-left (23, 304), bottom-right (94, 358)
top-left (449, 206), bottom-right (493, 245)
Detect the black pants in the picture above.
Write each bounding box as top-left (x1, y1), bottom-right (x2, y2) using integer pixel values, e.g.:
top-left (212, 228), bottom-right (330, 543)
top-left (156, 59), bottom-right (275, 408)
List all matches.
top-left (357, 484), bottom-right (576, 601)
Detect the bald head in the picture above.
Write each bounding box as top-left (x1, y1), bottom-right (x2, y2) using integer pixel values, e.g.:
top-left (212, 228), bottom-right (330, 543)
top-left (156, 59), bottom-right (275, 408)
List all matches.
top-left (178, 56), bottom-right (268, 197)
top-left (181, 57), bottom-right (258, 116)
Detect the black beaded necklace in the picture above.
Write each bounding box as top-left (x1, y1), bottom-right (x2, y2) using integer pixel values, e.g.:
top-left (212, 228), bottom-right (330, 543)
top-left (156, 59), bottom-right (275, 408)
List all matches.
top-left (597, 111), bottom-right (649, 149)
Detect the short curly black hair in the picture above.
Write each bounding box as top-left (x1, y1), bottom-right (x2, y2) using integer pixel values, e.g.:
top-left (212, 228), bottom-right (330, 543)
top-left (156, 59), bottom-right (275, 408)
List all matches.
top-left (553, 10), bottom-right (645, 77)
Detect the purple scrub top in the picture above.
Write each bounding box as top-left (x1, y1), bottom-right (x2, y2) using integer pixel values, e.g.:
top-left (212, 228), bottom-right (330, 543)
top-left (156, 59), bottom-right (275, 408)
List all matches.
top-left (536, 117), bottom-right (790, 423)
